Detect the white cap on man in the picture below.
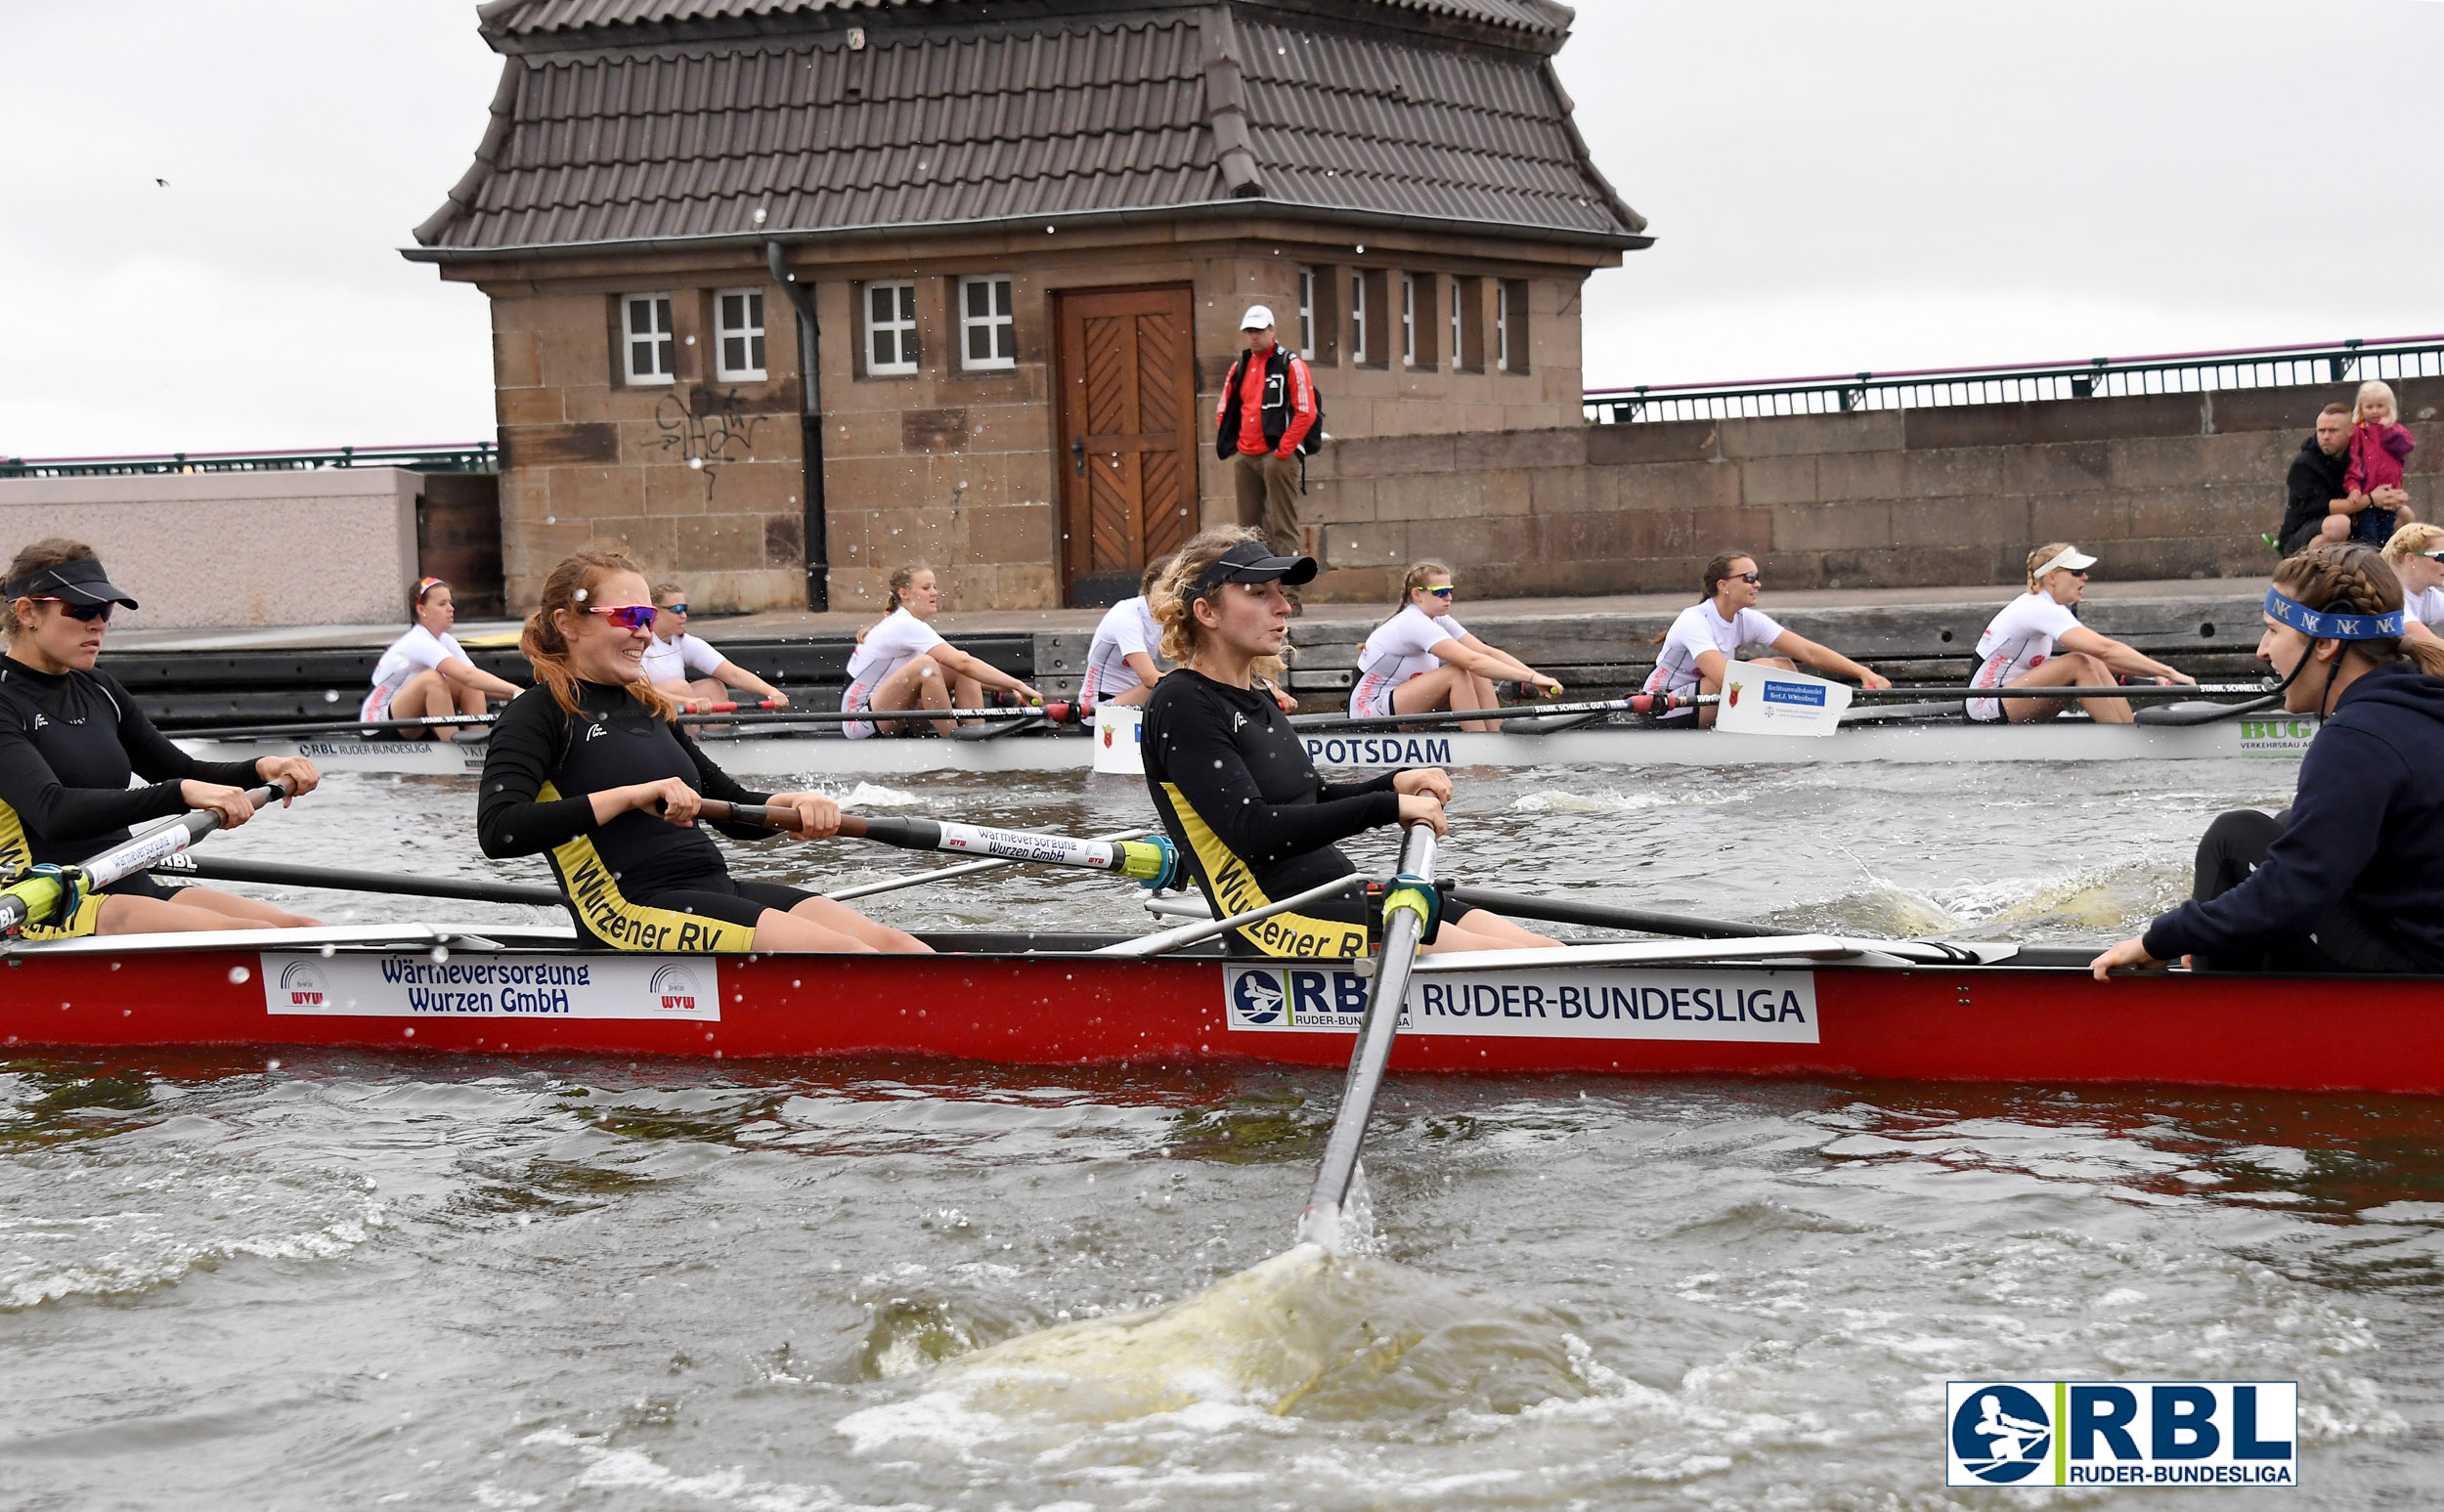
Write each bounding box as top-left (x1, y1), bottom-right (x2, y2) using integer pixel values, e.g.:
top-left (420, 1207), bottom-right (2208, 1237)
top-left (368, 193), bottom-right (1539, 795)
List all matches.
top-left (1240, 304), bottom-right (1276, 331)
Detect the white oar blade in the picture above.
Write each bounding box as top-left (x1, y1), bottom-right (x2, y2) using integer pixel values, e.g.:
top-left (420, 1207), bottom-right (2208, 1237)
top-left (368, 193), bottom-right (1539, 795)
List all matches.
top-left (1713, 665), bottom-right (1851, 737)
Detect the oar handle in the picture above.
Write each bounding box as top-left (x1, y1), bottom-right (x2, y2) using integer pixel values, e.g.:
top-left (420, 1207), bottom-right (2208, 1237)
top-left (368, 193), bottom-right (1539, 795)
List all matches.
top-left (0, 779), bottom-right (290, 937)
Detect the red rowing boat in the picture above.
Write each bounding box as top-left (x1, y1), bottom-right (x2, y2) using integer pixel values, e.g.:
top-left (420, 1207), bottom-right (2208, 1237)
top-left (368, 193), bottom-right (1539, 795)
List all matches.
top-left (4, 925), bottom-right (2438, 1096)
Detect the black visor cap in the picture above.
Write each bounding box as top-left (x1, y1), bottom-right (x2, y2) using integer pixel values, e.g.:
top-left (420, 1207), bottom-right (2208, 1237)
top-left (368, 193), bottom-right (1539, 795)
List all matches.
top-left (4, 556), bottom-right (139, 611)
top-left (1193, 540), bottom-right (1318, 593)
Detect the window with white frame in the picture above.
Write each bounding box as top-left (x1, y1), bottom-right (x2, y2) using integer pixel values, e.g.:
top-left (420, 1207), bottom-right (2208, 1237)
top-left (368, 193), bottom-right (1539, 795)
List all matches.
top-left (865, 281), bottom-right (918, 376)
top-left (715, 288), bottom-right (766, 380)
top-left (1496, 281), bottom-right (1511, 373)
top-left (1350, 271), bottom-right (1369, 366)
top-left (622, 293), bottom-right (675, 384)
top-left (1451, 292), bottom-right (1462, 370)
top-left (1400, 274), bottom-right (1418, 366)
top-left (958, 275), bottom-right (1016, 371)
top-left (1297, 268), bottom-right (1316, 359)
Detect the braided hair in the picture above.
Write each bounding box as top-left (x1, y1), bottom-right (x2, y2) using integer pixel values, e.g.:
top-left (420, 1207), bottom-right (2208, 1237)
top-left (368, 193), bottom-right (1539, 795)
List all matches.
top-left (2272, 541), bottom-right (2444, 683)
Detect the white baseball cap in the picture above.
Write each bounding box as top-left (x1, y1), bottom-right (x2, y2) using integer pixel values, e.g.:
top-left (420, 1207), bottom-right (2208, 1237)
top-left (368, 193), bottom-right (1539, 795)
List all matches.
top-left (2031, 545), bottom-right (2099, 579)
top-left (1240, 304), bottom-right (1276, 330)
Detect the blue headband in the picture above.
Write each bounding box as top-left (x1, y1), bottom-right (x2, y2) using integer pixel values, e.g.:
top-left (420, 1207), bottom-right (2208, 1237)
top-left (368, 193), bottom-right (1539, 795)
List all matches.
top-left (2264, 587), bottom-right (2403, 640)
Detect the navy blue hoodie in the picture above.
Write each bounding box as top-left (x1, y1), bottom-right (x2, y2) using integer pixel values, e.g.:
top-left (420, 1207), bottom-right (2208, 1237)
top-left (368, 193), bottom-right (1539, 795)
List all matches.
top-left (2145, 662), bottom-right (2444, 968)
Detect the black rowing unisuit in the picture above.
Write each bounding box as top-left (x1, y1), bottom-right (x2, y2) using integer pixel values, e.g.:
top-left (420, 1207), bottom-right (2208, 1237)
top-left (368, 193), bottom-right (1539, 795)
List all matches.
top-left (477, 682), bottom-right (773, 896)
top-left (0, 657), bottom-right (259, 866)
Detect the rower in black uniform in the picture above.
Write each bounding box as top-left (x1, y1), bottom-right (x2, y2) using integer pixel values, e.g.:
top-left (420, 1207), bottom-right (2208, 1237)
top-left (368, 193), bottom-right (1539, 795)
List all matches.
top-left (0, 540), bottom-right (321, 938)
top-left (477, 546), bottom-right (927, 954)
top-left (1139, 528), bottom-right (1556, 958)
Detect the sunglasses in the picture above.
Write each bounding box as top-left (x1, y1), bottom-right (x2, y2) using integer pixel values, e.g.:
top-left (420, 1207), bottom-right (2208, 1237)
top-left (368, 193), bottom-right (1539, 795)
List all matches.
top-left (36, 597), bottom-right (112, 624)
top-left (584, 604), bottom-right (659, 631)
top-left (1728, 572), bottom-right (1762, 585)
top-left (1420, 585), bottom-right (1456, 598)
top-left (2423, 551), bottom-right (2444, 563)
top-left (659, 602), bottom-right (689, 616)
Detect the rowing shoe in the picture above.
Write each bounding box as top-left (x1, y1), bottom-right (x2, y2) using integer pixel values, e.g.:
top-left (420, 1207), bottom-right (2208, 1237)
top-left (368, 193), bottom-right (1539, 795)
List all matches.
top-left (694, 801), bottom-right (1182, 889)
top-left (0, 781), bottom-right (291, 936)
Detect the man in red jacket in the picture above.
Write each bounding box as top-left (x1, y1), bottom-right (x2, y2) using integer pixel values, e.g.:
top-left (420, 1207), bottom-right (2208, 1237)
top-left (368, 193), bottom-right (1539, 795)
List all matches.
top-left (1214, 304), bottom-right (1318, 564)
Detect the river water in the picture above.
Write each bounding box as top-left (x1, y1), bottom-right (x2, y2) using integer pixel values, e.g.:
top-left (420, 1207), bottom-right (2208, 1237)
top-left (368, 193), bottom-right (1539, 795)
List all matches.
top-left (3, 756), bottom-right (2437, 1509)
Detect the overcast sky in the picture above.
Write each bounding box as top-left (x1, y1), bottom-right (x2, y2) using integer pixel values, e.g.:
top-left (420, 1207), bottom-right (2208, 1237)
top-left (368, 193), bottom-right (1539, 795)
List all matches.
top-left (5, 0), bottom-right (2438, 456)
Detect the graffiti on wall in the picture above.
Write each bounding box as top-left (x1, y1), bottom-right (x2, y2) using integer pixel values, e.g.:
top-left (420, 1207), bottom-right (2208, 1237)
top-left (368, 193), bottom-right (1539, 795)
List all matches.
top-left (651, 387), bottom-right (765, 498)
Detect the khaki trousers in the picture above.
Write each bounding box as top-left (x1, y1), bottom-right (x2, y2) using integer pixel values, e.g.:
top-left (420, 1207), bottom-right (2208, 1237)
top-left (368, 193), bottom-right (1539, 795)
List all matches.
top-left (1232, 450), bottom-right (1303, 559)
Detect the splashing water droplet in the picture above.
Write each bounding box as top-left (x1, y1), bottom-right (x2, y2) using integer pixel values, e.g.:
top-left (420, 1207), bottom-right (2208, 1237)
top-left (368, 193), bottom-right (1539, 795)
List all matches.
top-left (228, 967), bottom-right (250, 984)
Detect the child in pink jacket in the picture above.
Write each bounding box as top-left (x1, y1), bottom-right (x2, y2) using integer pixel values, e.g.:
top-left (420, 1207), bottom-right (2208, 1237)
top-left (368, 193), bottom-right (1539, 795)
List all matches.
top-left (2345, 380), bottom-right (2418, 544)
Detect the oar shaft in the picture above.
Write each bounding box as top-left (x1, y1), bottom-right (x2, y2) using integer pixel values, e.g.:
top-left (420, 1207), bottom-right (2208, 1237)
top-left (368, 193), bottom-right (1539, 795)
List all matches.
top-left (1291, 681), bottom-right (2271, 733)
top-left (1298, 825), bottom-right (1438, 1246)
top-left (1445, 886), bottom-right (1785, 940)
top-left (0, 781), bottom-right (288, 935)
top-left (695, 804), bottom-right (1177, 885)
top-left (153, 853), bottom-right (563, 907)
top-left (821, 827), bottom-right (1153, 902)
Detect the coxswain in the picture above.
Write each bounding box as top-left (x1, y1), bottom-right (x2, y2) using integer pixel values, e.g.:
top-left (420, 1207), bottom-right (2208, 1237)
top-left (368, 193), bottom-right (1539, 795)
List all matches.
top-left (1140, 527), bottom-right (1556, 958)
top-left (841, 566), bottom-right (1041, 738)
top-left (2091, 542), bottom-right (2444, 977)
top-left (1348, 561), bottom-right (1559, 732)
top-left (0, 540), bottom-right (321, 937)
top-left (643, 583), bottom-right (790, 711)
top-left (478, 546), bottom-right (926, 954)
top-left (1080, 556), bottom-right (1171, 711)
top-left (1646, 551), bottom-right (1890, 726)
top-left (1967, 544), bottom-right (2193, 722)
top-left (364, 577), bottom-right (522, 739)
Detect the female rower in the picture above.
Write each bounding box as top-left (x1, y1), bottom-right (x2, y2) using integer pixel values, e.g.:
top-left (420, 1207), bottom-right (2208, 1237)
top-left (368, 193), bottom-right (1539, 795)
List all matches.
top-left (478, 546), bottom-right (926, 954)
top-left (842, 566), bottom-right (1041, 739)
top-left (1645, 551), bottom-right (1890, 727)
top-left (1349, 561), bottom-right (1560, 732)
top-left (1080, 556), bottom-right (1171, 710)
top-left (1968, 544), bottom-right (2193, 722)
top-left (1140, 527), bottom-right (1556, 958)
top-left (2380, 523), bottom-right (2444, 644)
top-left (644, 583), bottom-right (789, 711)
top-left (364, 577), bottom-right (522, 739)
top-left (0, 540), bottom-right (321, 937)
top-left (2091, 542), bottom-right (2444, 977)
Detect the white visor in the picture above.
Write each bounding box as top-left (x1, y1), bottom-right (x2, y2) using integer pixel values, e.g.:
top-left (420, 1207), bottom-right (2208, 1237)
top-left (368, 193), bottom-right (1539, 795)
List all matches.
top-left (2032, 546), bottom-right (2098, 580)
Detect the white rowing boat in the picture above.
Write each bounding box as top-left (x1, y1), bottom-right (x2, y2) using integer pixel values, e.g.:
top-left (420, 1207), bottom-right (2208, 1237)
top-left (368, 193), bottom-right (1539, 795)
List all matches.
top-left (176, 704), bottom-right (2318, 777)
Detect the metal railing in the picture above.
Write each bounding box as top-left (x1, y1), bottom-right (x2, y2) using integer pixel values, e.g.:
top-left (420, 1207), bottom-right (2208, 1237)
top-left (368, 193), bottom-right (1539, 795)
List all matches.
top-left (0, 442), bottom-right (499, 479)
top-left (1585, 334), bottom-right (2444, 425)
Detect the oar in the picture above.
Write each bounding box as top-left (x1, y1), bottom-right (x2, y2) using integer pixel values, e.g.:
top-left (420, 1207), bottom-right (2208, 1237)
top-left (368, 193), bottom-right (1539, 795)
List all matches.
top-left (170, 702), bottom-right (1081, 743)
top-left (1289, 683), bottom-right (2275, 734)
top-left (695, 802), bottom-right (1180, 887)
top-left (822, 827), bottom-right (1154, 902)
top-left (1296, 824), bottom-right (1439, 1249)
top-left (151, 853), bottom-right (562, 907)
top-left (1444, 886), bottom-right (1785, 940)
top-left (0, 781), bottom-right (290, 936)
top-left (170, 713), bottom-right (504, 740)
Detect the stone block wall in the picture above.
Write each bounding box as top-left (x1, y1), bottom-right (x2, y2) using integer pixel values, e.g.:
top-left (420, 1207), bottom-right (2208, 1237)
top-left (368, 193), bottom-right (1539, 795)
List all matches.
top-left (1300, 377), bottom-right (2444, 600)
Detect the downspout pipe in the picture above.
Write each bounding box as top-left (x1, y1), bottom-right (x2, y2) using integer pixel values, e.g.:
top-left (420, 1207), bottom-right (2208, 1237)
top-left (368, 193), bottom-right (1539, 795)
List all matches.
top-left (766, 239), bottom-right (828, 611)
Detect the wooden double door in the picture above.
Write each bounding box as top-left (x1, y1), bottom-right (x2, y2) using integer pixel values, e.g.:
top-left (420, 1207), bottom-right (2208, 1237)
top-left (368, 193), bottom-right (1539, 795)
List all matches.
top-left (1055, 284), bottom-right (1198, 607)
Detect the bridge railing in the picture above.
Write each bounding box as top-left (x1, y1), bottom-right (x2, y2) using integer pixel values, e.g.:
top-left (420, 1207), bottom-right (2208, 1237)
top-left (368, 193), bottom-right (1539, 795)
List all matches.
top-left (0, 443), bottom-right (499, 479)
top-left (1585, 335), bottom-right (2444, 425)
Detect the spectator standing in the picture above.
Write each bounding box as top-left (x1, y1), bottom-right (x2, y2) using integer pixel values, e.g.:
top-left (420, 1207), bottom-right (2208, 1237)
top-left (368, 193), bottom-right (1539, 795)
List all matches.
top-left (1214, 305), bottom-right (1318, 567)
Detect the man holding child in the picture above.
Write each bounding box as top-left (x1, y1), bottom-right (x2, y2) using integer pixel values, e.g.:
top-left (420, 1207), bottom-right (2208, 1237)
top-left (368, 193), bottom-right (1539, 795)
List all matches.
top-left (2279, 391), bottom-right (2416, 555)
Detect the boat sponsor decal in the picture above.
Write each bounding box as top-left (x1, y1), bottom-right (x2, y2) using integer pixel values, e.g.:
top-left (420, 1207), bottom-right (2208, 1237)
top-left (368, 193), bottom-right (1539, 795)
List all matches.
top-left (261, 953), bottom-right (720, 1021)
top-left (1225, 965), bottom-right (1817, 1043)
top-left (2233, 717), bottom-right (2316, 756)
top-left (1303, 735), bottom-right (1455, 768)
top-left (1947, 1380), bottom-right (2297, 1488)
top-left (293, 740), bottom-right (485, 769)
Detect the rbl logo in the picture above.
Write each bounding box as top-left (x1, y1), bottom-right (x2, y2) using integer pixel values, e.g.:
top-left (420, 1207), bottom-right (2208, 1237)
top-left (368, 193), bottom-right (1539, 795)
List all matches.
top-left (1230, 971), bottom-right (1284, 1024)
top-left (1946, 1381), bottom-right (2297, 1488)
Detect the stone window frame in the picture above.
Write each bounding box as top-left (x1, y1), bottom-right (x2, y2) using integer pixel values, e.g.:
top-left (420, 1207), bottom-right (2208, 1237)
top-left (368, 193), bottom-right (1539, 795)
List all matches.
top-left (1452, 275), bottom-right (1485, 373)
top-left (1296, 267), bottom-right (1316, 360)
top-left (1352, 269), bottom-right (1391, 370)
top-left (714, 287), bottom-right (766, 382)
top-left (1498, 279), bottom-right (1531, 375)
top-left (957, 274), bottom-right (1018, 372)
top-left (1400, 273), bottom-right (1417, 366)
top-left (1406, 273), bottom-right (1439, 369)
top-left (863, 281), bottom-right (919, 377)
top-left (620, 292), bottom-right (676, 386)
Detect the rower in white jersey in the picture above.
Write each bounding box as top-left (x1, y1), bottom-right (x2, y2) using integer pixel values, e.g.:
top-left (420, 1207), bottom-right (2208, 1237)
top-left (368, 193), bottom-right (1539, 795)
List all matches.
top-left (2381, 523), bottom-right (2444, 646)
top-left (1967, 543), bottom-right (2193, 722)
top-left (1080, 557), bottom-right (1171, 710)
top-left (642, 583), bottom-right (789, 711)
top-left (840, 565), bottom-right (1042, 739)
top-left (1644, 550), bottom-right (1889, 727)
top-left (1348, 561), bottom-right (1559, 731)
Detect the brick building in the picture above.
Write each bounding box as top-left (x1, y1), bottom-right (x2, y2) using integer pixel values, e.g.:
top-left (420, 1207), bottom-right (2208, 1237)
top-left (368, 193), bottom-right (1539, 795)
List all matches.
top-left (408, 0), bottom-right (1647, 612)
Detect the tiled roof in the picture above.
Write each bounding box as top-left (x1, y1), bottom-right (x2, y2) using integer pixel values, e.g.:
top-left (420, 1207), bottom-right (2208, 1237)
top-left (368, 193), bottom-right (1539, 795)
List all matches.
top-left (413, 1), bottom-right (1642, 256)
top-left (481, 0), bottom-right (1574, 42)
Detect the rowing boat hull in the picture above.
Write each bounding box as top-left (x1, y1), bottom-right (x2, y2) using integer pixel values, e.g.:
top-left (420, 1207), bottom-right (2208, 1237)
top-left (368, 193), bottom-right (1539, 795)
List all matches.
top-left (178, 713), bottom-right (2319, 778)
top-left (6, 933), bottom-right (2436, 1096)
